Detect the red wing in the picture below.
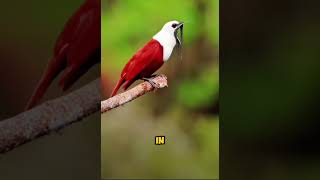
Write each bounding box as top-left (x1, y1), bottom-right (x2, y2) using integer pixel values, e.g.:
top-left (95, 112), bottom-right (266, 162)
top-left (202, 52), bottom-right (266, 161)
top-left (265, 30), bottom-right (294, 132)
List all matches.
top-left (54, 1), bottom-right (100, 56)
top-left (121, 39), bottom-right (163, 81)
top-left (58, 1), bottom-right (100, 89)
top-left (66, 3), bottom-right (100, 66)
top-left (26, 0), bottom-right (100, 109)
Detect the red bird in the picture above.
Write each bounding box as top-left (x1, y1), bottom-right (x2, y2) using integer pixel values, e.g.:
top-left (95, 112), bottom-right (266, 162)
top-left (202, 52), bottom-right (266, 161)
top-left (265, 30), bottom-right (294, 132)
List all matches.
top-left (26, 0), bottom-right (100, 110)
top-left (111, 20), bottom-right (184, 97)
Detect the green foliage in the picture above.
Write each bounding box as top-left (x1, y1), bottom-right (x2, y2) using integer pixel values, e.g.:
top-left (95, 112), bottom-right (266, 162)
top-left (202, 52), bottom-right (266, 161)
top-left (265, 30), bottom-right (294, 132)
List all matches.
top-left (177, 65), bottom-right (219, 109)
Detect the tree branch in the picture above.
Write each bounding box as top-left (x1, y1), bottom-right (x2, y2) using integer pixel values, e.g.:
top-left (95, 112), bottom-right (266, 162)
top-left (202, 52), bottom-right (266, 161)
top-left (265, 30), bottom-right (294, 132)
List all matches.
top-left (0, 79), bottom-right (101, 153)
top-left (0, 75), bottom-right (168, 153)
top-left (101, 75), bottom-right (168, 113)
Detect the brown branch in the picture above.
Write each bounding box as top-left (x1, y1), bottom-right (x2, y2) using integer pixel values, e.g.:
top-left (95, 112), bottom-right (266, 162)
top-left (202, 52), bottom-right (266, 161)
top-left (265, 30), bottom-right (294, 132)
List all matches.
top-left (0, 79), bottom-right (101, 153)
top-left (101, 74), bottom-right (168, 113)
top-left (0, 75), bottom-right (167, 153)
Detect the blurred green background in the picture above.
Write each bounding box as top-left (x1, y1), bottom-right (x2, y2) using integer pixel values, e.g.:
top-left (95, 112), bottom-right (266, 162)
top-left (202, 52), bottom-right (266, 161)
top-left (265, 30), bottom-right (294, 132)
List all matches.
top-left (101, 0), bottom-right (219, 179)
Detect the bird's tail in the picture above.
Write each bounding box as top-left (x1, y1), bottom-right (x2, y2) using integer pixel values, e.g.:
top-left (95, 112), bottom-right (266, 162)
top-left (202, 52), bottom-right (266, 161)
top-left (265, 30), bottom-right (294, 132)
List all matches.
top-left (25, 57), bottom-right (65, 110)
top-left (110, 77), bottom-right (125, 97)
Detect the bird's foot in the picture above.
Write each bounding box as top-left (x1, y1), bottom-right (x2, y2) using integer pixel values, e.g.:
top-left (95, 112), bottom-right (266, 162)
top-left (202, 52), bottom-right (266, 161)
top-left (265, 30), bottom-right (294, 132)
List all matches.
top-left (142, 77), bottom-right (160, 89)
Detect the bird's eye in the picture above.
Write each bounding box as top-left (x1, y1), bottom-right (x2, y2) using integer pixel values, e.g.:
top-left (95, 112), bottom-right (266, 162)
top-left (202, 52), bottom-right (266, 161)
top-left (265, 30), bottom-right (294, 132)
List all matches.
top-left (172, 23), bottom-right (178, 28)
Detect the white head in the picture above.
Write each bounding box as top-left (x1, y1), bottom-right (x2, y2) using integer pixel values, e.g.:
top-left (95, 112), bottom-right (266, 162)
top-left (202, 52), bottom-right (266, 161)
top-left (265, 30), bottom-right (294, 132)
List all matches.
top-left (153, 20), bottom-right (184, 61)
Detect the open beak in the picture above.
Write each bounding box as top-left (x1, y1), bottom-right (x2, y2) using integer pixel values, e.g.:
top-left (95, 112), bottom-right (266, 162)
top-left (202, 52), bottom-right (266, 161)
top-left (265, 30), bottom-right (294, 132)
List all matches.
top-left (174, 22), bottom-right (184, 46)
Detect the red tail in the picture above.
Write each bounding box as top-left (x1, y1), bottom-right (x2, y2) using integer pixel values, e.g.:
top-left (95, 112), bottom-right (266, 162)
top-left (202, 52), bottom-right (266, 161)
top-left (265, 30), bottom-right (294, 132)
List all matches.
top-left (110, 77), bottom-right (125, 97)
top-left (25, 57), bottom-right (65, 110)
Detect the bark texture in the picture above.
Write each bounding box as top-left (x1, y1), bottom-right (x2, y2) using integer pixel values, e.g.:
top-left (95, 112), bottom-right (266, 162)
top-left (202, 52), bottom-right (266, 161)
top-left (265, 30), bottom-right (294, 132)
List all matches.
top-left (0, 75), bottom-right (168, 153)
top-left (101, 75), bottom-right (168, 113)
top-left (0, 79), bottom-right (101, 153)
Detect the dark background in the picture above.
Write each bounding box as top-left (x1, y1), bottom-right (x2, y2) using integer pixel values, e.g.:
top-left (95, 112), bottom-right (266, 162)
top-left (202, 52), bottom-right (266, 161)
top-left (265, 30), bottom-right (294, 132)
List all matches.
top-left (0, 1), bottom-right (100, 180)
top-left (221, 0), bottom-right (320, 179)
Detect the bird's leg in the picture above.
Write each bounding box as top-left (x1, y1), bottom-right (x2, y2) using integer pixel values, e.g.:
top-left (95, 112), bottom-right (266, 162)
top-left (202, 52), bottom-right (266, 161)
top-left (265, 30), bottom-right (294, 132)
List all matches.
top-left (142, 77), bottom-right (160, 89)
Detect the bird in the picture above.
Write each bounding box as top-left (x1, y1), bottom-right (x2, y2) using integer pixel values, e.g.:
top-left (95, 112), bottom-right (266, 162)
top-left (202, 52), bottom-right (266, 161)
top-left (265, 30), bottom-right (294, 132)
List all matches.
top-left (25, 0), bottom-right (100, 110)
top-left (110, 20), bottom-right (184, 97)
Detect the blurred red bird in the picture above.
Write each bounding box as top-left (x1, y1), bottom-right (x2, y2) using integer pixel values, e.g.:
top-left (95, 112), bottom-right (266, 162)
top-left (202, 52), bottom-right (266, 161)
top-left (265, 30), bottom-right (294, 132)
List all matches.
top-left (111, 20), bottom-right (184, 97)
top-left (26, 0), bottom-right (100, 110)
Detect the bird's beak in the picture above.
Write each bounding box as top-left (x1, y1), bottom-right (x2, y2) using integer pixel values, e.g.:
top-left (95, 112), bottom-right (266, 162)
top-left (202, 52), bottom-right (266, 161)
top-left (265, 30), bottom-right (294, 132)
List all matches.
top-left (174, 22), bottom-right (184, 60)
top-left (176, 22), bottom-right (184, 29)
top-left (174, 22), bottom-right (184, 46)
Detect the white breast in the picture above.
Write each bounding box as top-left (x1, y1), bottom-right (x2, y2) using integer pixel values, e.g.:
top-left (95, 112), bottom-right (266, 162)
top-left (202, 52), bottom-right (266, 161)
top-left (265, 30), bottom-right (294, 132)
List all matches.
top-left (153, 31), bottom-right (176, 61)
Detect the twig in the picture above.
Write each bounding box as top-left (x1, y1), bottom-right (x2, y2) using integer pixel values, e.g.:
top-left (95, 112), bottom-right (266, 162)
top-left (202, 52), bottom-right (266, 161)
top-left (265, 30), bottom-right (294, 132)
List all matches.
top-left (101, 74), bottom-right (168, 113)
top-left (0, 79), bottom-right (101, 153)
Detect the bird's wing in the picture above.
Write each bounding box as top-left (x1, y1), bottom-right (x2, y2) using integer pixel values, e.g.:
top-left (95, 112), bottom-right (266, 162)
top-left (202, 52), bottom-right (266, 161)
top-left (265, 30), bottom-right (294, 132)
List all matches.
top-left (121, 39), bottom-right (163, 82)
top-left (66, 3), bottom-right (100, 66)
top-left (25, 1), bottom-right (100, 109)
top-left (110, 39), bottom-right (163, 97)
top-left (53, 0), bottom-right (99, 56)
top-left (58, 1), bottom-right (100, 89)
